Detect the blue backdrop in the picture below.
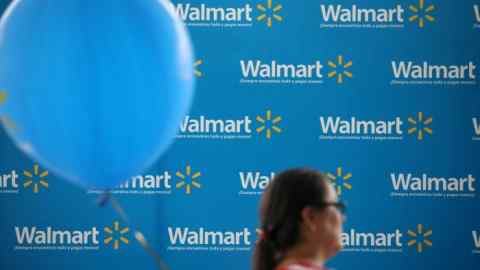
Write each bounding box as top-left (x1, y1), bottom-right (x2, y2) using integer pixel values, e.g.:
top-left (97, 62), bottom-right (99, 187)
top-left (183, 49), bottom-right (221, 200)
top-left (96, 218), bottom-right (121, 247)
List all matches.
top-left (1, 0), bottom-right (479, 269)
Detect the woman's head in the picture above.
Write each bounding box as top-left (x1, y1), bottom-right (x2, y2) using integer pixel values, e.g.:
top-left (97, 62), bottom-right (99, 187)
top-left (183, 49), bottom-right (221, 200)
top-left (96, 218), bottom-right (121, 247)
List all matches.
top-left (253, 168), bottom-right (345, 270)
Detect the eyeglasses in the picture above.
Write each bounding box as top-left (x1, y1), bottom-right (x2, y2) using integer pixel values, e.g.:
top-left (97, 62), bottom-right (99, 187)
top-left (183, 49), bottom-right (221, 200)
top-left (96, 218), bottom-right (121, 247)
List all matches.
top-left (312, 201), bottom-right (347, 215)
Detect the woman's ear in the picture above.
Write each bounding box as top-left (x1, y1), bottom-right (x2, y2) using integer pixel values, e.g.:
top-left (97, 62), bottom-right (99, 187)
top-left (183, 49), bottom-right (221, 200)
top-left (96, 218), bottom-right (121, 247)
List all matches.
top-left (301, 207), bottom-right (317, 232)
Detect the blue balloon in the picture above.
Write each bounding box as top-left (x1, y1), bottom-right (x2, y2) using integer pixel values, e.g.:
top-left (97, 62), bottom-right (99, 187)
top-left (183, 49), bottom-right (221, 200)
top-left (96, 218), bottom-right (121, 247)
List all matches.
top-left (0, 0), bottom-right (195, 188)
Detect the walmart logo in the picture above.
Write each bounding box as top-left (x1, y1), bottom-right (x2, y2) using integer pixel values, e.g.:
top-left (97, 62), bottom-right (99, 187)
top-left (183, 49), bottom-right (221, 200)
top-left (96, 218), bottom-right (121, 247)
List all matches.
top-left (319, 1), bottom-right (435, 29)
top-left (256, 110), bottom-right (282, 139)
top-left (341, 225), bottom-right (433, 253)
top-left (408, 0), bottom-right (435, 28)
top-left (240, 59), bottom-right (324, 84)
top-left (390, 172), bottom-right (476, 198)
top-left (114, 172), bottom-right (172, 194)
top-left (327, 55), bottom-right (353, 84)
top-left (0, 164), bottom-right (50, 194)
top-left (23, 164), bottom-right (49, 194)
top-left (326, 167), bottom-right (353, 196)
top-left (14, 221), bottom-right (130, 251)
top-left (177, 111), bottom-right (283, 140)
top-left (320, 4), bottom-right (405, 28)
top-left (171, 2), bottom-right (253, 27)
top-left (178, 115), bottom-right (253, 139)
top-left (104, 221), bottom-right (129, 250)
top-left (175, 165), bottom-right (202, 195)
top-left (391, 61), bottom-right (477, 85)
top-left (407, 224), bottom-right (432, 253)
top-left (87, 168), bottom-right (205, 196)
top-left (256, 0), bottom-right (283, 28)
top-left (341, 228), bottom-right (403, 252)
top-left (239, 171), bottom-right (275, 196)
top-left (171, 1), bottom-right (283, 28)
top-left (167, 226), bottom-right (253, 252)
top-left (319, 115), bottom-right (403, 140)
top-left (407, 112), bottom-right (432, 141)
top-left (473, 118), bottom-right (480, 140)
top-left (240, 56), bottom-right (353, 85)
top-left (319, 114), bottom-right (433, 141)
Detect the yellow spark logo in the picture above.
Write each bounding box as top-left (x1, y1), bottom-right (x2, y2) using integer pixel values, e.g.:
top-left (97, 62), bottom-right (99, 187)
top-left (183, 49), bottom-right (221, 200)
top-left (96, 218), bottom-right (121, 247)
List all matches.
top-left (194, 59), bottom-right (203, 77)
top-left (176, 165), bottom-right (202, 195)
top-left (409, 0), bottom-right (435, 28)
top-left (256, 110), bottom-right (282, 139)
top-left (23, 164), bottom-right (49, 193)
top-left (326, 167), bottom-right (352, 196)
top-left (327, 55), bottom-right (353, 84)
top-left (256, 0), bottom-right (283, 28)
top-left (408, 112), bottom-right (433, 140)
top-left (104, 221), bottom-right (129, 250)
top-left (0, 90), bottom-right (16, 131)
top-left (407, 224), bottom-right (432, 253)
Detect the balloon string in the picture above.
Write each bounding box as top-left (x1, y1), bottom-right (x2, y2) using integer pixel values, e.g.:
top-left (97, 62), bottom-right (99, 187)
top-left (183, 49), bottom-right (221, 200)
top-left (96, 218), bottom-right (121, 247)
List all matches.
top-left (98, 192), bottom-right (170, 270)
top-left (109, 196), bottom-right (130, 224)
top-left (135, 231), bottom-right (171, 270)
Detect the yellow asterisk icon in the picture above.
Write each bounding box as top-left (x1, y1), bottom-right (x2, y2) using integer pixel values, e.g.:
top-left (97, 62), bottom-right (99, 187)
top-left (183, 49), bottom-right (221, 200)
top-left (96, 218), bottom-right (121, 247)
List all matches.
top-left (176, 165), bottom-right (202, 195)
top-left (104, 221), bottom-right (129, 250)
top-left (327, 55), bottom-right (353, 84)
top-left (23, 164), bottom-right (49, 193)
top-left (257, 0), bottom-right (283, 28)
top-left (408, 112), bottom-right (433, 140)
top-left (407, 224), bottom-right (432, 253)
top-left (194, 59), bottom-right (203, 77)
top-left (326, 167), bottom-right (352, 196)
top-left (256, 110), bottom-right (282, 139)
top-left (409, 0), bottom-right (435, 28)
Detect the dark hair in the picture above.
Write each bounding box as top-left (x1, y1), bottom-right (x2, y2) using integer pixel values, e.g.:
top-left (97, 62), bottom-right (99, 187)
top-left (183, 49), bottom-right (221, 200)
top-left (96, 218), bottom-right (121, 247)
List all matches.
top-left (252, 168), bottom-right (330, 270)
